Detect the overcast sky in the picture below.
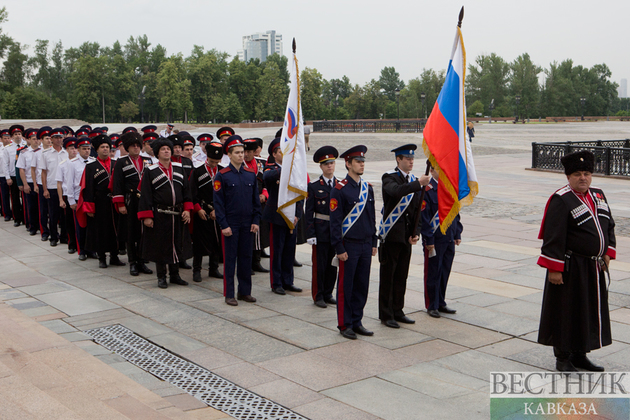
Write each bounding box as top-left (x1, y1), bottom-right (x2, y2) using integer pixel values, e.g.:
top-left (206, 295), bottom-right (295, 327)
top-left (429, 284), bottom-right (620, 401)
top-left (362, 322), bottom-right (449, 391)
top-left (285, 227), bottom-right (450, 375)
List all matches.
top-left (3, 0), bottom-right (629, 90)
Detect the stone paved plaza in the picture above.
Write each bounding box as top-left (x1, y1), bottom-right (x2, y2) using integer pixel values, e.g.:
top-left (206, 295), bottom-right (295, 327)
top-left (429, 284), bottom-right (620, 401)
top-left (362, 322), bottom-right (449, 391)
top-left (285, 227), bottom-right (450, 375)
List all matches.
top-left (1, 122), bottom-right (630, 419)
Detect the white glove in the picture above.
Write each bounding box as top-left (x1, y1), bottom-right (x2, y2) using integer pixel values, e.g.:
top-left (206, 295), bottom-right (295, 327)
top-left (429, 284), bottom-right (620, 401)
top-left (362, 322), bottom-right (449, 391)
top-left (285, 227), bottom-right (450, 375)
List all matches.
top-left (307, 237), bottom-right (317, 246)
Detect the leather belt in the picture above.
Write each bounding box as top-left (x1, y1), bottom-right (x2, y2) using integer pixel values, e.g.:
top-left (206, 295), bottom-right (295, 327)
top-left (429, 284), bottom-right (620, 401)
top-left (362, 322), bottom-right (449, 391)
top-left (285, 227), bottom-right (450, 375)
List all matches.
top-left (314, 213), bottom-right (330, 221)
top-left (155, 204), bottom-right (182, 215)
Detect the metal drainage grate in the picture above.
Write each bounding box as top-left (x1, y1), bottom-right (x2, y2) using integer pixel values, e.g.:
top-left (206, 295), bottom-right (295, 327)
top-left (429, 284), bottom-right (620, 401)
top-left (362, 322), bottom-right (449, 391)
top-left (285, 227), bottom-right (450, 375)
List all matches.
top-left (84, 324), bottom-right (309, 420)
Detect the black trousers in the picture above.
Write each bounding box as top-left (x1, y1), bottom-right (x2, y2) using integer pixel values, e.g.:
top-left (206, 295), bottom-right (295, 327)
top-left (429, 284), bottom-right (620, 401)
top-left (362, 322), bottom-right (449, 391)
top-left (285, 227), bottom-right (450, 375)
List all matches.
top-left (311, 241), bottom-right (337, 302)
top-left (46, 188), bottom-right (61, 241)
top-left (9, 177), bottom-right (23, 223)
top-left (26, 183), bottom-right (40, 233)
top-left (63, 197), bottom-right (76, 249)
top-left (378, 241), bottom-right (412, 320)
top-left (156, 263), bottom-right (179, 279)
top-left (0, 177), bottom-right (10, 218)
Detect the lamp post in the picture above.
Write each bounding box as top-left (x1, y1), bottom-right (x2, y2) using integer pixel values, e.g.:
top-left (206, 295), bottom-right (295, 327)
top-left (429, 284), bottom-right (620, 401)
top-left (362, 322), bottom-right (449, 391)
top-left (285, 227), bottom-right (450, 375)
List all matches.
top-left (580, 96), bottom-right (586, 121)
top-left (139, 85), bottom-right (146, 123)
top-left (420, 92), bottom-right (426, 120)
top-left (515, 95), bottom-right (521, 123)
top-left (395, 88), bottom-right (400, 132)
top-left (489, 98), bottom-right (495, 123)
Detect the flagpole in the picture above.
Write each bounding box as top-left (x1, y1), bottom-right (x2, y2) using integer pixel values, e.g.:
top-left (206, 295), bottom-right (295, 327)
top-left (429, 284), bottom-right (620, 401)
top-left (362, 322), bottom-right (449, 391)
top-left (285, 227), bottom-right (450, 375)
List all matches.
top-left (414, 7), bottom-right (464, 237)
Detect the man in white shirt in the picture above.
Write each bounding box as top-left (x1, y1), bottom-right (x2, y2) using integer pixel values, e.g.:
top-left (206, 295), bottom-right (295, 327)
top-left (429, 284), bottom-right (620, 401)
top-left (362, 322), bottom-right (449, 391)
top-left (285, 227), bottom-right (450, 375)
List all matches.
top-left (192, 133), bottom-right (214, 167)
top-left (3, 125), bottom-right (26, 226)
top-left (68, 137), bottom-right (95, 260)
top-left (159, 123), bottom-right (174, 138)
top-left (31, 127), bottom-right (51, 240)
top-left (140, 132), bottom-right (159, 164)
top-left (17, 128), bottom-right (41, 236)
top-left (56, 137), bottom-right (79, 253)
top-left (40, 128), bottom-right (68, 247)
top-left (0, 130), bottom-right (12, 221)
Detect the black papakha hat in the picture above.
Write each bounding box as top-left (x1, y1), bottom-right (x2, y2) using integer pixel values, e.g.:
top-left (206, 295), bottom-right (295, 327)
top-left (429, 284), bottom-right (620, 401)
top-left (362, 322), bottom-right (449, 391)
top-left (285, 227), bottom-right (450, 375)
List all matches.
top-left (152, 137), bottom-right (174, 157)
top-left (205, 142), bottom-right (223, 160)
top-left (561, 150), bottom-right (595, 175)
top-left (91, 134), bottom-right (112, 150)
top-left (121, 132), bottom-right (143, 150)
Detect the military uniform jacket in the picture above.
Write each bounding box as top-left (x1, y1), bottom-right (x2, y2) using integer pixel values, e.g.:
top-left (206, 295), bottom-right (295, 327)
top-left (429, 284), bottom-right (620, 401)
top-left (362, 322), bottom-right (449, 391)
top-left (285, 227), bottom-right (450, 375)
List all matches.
top-left (538, 185), bottom-right (616, 271)
top-left (381, 168), bottom-right (425, 244)
top-left (329, 175), bottom-right (377, 255)
top-left (137, 162), bottom-right (194, 264)
top-left (190, 163), bottom-right (222, 255)
top-left (421, 178), bottom-right (463, 245)
top-left (213, 163), bottom-right (261, 230)
top-left (79, 158), bottom-right (118, 253)
top-left (172, 155), bottom-right (194, 179)
top-left (112, 155), bottom-right (152, 211)
top-left (537, 185), bottom-right (616, 352)
top-left (262, 162), bottom-right (303, 226)
top-left (306, 176), bottom-right (337, 243)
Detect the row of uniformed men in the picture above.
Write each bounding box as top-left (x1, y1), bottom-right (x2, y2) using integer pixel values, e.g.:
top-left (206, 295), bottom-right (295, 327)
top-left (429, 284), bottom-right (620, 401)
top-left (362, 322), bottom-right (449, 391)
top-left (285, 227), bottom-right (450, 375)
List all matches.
top-left (1, 123), bottom-right (463, 339)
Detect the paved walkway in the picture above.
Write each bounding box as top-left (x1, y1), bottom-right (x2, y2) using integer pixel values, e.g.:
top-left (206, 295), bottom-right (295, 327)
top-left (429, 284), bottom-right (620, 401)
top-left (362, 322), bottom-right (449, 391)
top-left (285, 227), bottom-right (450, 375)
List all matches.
top-left (2, 123), bottom-right (630, 419)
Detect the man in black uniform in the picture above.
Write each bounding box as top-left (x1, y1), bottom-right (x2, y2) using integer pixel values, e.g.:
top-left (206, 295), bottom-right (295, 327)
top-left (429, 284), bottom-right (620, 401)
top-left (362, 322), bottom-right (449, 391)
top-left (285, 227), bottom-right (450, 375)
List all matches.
top-left (330, 145), bottom-right (377, 340)
top-left (305, 146), bottom-right (339, 308)
top-left (112, 132), bottom-right (154, 277)
top-left (190, 142), bottom-right (224, 282)
top-left (378, 145), bottom-right (430, 328)
top-left (138, 138), bottom-right (194, 289)
top-left (77, 135), bottom-right (125, 268)
top-left (263, 138), bottom-right (303, 295)
top-left (421, 161), bottom-right (462, 318)
top-left (243, 138), bottom-right (269, 274)
top-left (537, 150), bottom-right (615, 372)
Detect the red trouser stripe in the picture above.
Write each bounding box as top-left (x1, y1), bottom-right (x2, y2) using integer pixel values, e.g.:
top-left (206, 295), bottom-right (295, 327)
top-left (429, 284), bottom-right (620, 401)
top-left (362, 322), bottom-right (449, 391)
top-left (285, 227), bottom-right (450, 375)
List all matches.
top-left (221, 233), bottom-right (226, 296)
top-left (337, 259), bottom-right (345, 330)
top-left (311, 244), bottom-right (318, 301)
top-left (423, 247), bottom-right (430, 309)
top-left (268, 224), bottom-right (274, 288)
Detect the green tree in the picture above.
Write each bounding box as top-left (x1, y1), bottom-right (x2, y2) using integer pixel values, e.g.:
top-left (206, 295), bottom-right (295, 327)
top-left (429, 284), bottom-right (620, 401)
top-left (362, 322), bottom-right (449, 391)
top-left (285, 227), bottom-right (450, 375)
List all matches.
top-left (1, 41), bottom-right (28, 91)
top-left (509, 53), bottom-right (542, 119)
top-left (0, 7), bottom-right (12, 60)
top-left (301, 67), bottom-right (325, 120)
top-left (379, 66), bottom-right (405, 101)
top-left (400, 69), bottom-right (445, 119)
top-left (467, 100), bottom-right (484, 117)
top-left (466, 53), bottom-right (510, 116)
top-left (119, 101), bottom-right (139, 122)
top-left (256, 62), bottom-right (288, 121)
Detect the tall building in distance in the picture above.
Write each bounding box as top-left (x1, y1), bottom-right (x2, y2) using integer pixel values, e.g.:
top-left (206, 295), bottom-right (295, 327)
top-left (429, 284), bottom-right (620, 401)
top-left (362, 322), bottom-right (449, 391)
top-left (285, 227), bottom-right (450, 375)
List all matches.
top-left (619, 79), bottom-right (628, 98)
top-left (237, 30), bottom-right (283, 63)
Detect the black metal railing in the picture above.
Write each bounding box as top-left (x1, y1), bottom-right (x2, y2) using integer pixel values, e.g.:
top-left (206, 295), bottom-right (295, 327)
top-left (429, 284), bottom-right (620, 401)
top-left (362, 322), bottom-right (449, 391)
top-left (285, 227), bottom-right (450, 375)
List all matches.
top-left (313, 119), bottom-right (426, 133)
top-left (532, 139), bottom-right (630, 176)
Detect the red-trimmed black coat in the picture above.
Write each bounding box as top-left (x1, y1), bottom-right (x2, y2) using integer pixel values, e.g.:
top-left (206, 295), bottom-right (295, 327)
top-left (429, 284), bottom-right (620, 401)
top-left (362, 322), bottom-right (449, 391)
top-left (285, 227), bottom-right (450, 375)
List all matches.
top-left (79, 158), bottom-right (118, 255)
top-left (137, 162), bottom-right (194, 264)
top-left (537, 185), bottom-right (616, 352)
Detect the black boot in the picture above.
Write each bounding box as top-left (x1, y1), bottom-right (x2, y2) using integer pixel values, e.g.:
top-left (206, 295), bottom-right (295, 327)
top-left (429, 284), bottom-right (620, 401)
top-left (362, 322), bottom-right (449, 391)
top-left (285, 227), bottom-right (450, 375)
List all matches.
top-left (109, 255), bottom-right (126, 266)
top-left (192, 271), bottom-right (202, 282)
top-left (293, 258), bottom-right (303, 267)
top-left (179, 260), bottom-right (192, 269)
top-left (99, 258), bottom-right (108, 269)
top-left (158, 277), bottom-right (168, 289)
top-left (138, 262), bottom-right (153, 274)
top-left (570, 352), bottom-right (605, 372)
top-left (554, 347), bottom-right (577, 372)
top-left (169, 264), bottom-right (188, 285)
top-left (129, 263), bottom-right (139, 276)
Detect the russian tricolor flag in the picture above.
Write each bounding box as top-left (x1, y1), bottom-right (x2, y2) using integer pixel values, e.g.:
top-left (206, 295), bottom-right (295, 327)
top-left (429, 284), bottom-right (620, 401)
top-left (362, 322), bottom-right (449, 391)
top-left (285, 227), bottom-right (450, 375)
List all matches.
top-left (422, 24), bottom-right (478, 234)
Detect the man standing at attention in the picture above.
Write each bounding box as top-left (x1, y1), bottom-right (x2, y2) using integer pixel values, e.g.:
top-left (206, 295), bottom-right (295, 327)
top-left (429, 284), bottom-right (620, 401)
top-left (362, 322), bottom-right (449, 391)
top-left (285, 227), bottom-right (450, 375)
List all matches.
top-left (537, 150), bottom-right (615, 372)
top-left (379, 145), bottom-right (430, 328)
top-left (330, 145), bottom-right (377, 340)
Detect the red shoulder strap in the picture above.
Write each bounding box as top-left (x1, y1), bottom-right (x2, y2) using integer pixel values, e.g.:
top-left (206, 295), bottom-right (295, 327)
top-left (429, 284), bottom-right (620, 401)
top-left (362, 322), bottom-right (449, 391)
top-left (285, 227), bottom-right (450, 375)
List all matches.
top-left (219, 167), bottom-right (231, 174)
